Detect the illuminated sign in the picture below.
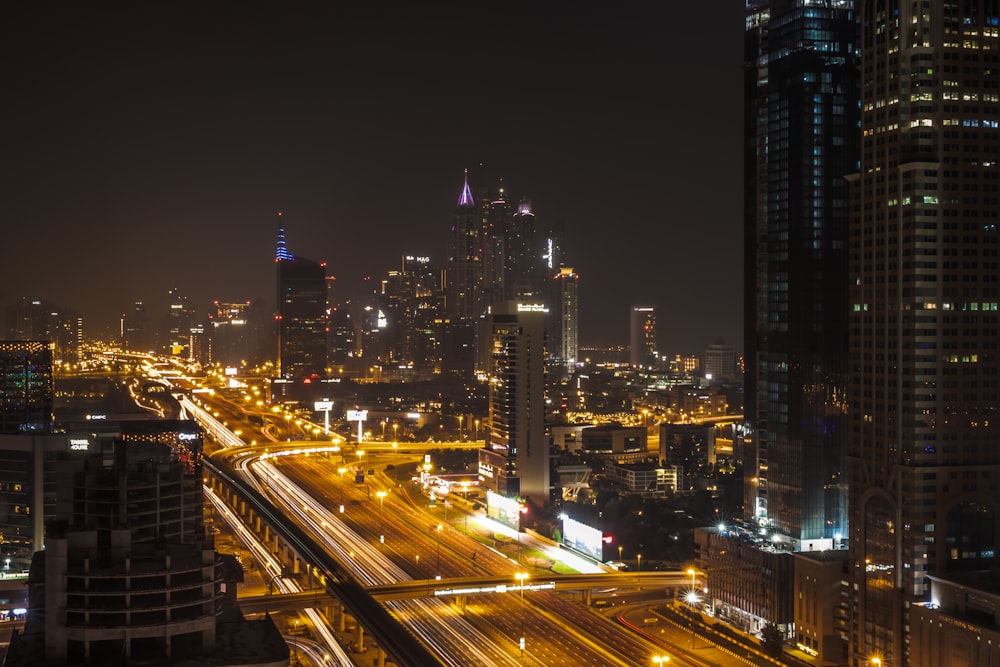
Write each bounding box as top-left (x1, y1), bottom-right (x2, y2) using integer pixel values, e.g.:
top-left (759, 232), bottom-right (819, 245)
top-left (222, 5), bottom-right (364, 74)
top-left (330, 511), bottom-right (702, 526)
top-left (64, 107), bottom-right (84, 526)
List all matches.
top-left (516, 303), bottom-right (548, 313)
top-left (347, 410), bottom-right (368, 422)
top-left (315, 400), bottom-right (334, 411)
top-left (178, 432), bottom-right (198, 442)
top-left (69, 438), bottom-right (89, 451)
top-left (225, 367), bottom-right (238, 376)
top-left (86, 414), bottom-right (107, 421)
top-left (562, 517), bottom-right (605, 560)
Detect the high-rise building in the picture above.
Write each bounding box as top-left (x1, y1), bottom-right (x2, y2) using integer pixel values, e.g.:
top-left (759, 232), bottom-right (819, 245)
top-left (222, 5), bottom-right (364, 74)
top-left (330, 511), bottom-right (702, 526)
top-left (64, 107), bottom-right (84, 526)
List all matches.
top-left (478, 301), bottom-right (549, 504)
top-left (378, 255), bottom-right (444, 378)
top-left (505, 198), bottom-right (544, 300)
top-left (447, 169), bottom-right (484, 322)
top-left (4, 298), bottom-right (82, 363)
top-left (629, 305), bottom-right (657, 368)
top-left (121, 301), bottom-right (149, 352)
top-left (848, 2), bottom-right (1000, 664)
top-left (0, 341), bottom-right (54, 435)
top-left (4, 419), bottom-right (287, 666)
top-left (550, 267), bottom-right (579, 374)
top-left (210, 301), bottom-right (253, 369)
top-left (704, 342), bottom-right (737, 384)
top-left (744, 0), bottom-right (857, 546)
top-left (275, 220), bottom-right (328, 379)
top-left (164, 287), bottom-right (194, 358)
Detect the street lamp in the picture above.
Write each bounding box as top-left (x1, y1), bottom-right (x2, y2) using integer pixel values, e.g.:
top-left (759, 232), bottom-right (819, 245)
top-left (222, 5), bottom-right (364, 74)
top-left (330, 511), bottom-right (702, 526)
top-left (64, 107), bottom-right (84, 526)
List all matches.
top-left (435, 524), bottom-right (443, 579)
top-left (618, 545), bottom-right (623, 562)
top-left (337, 467), bottom-right (348, 511)
top-left (457, 415), bottom-right (463, 440)
top-left (652, 657), bottom-right (670, 666)
top-left (393, 422), bottom-right (399, 442)
top-left (685, 568), bottom-right (700, 648)
top-left (376, 490), bottom-right (387, 544)
top-left (474, 418), bottom-right (480, 441)
top-left (515, 572), bottom-right (529, 658)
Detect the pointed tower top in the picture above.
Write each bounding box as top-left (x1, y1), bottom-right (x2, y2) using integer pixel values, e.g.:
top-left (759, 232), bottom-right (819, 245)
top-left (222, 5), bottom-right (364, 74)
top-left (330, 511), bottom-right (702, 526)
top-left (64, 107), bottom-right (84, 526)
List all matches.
top-left (275, 217), bottom-right (295, 262)
top-left (458, 168), bottom-right (475, 208)
top-left (517, 197), bottom-right (533, 216)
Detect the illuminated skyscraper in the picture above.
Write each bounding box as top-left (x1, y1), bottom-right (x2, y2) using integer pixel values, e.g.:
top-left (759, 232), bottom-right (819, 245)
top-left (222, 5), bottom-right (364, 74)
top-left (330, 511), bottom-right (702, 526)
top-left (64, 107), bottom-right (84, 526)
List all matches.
top-left (165, 287), bottom-right (194, 358)
top-left (744, 0), bottom-right (857, 545)
top-left (275, 220), bottom-right (328, 379)
top-left (551, 268), bottom-right (579, 373)
top-left (848, 2), bottom-right (1000, 663)
top-left (478, 301), bottom-right (549, 504)
top-left (446, 169), bottom-right (482, 321)
top-left (0, 341), bottom-right (53, 435)
top-left (629, 305), bottom-right (657, 368)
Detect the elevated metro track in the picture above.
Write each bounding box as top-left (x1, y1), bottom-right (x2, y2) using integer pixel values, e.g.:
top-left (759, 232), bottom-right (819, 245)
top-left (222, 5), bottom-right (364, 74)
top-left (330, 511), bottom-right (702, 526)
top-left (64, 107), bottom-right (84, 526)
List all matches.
top-left (205, 458), bottom-right (445, 667)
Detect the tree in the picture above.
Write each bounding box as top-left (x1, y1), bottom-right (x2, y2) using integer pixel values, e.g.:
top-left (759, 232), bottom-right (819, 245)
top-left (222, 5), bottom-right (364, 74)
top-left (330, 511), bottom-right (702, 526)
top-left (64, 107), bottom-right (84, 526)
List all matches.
top-left (760, 621), bottom-right (784, 657)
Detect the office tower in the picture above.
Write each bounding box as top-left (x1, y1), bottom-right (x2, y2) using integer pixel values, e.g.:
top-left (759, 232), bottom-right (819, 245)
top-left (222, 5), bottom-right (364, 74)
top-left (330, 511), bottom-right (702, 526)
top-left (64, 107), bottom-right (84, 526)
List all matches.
top-left (210, 301), bottom-right (253, 369)
top-left (550, 267), bottom-right (579, 374)
top-left (121, 301), bottom-right (149, 352)
top-left (629, 305), bottom-right (657, 368)
top-left (443, 171), bottom-right (483, 377)
top-left (505, 198), bottom-right (544, 299)
top-left (481, 180), bottom-right (510, 308)
top-left (744, 0), bottom-right (857, 545)
top-left (275, 221), bottom-right (328, 379)
top-left (0, 341), bottom-right (54, 434)
top-left (164, 287), bottom-right (194, 358)
top-left (704, 342), bottom-right (737, 384)
top-left (478, 301), bottom-right (549, 504)
top-left (447, 169), bottom-right (483, 321)
top-left (379, 255), bottom-right (444, 377)
top-left (848, 2), bottom-right (1000, 664)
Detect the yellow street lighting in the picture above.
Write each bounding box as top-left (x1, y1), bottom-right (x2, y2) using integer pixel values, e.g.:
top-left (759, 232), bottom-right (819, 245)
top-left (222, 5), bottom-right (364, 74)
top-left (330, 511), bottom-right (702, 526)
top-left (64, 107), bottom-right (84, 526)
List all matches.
top-left (376, 490), bottom-right (388, 543)
top-left (515, 572), bottom-right (529, 658)
top-left (652, 657), bottom-right (670, 666)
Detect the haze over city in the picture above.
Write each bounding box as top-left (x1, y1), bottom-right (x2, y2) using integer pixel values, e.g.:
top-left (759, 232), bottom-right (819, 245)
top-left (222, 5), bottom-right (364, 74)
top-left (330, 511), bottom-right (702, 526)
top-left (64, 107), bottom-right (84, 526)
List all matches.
top-left (3, 2), bottom-right (744, 354)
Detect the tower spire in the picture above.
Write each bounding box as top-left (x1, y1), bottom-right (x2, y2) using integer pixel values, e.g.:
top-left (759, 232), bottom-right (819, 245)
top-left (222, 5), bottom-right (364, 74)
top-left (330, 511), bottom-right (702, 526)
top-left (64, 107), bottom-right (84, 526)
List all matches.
top-left (458, 168), bottom-right (475, 208)
top-left (275, 212), bottom-right (295, 262)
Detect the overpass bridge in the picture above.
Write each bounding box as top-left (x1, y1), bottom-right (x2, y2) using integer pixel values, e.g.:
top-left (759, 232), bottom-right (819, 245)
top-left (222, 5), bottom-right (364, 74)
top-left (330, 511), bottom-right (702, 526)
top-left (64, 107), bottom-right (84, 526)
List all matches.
top-left (236, 571), bottom-right (697, 614)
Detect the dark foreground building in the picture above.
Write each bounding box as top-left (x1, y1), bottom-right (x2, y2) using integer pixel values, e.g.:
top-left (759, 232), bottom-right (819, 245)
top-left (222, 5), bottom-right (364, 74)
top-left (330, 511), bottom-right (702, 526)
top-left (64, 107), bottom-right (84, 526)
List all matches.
top-left (848, 1), bottom-right (1000, 665)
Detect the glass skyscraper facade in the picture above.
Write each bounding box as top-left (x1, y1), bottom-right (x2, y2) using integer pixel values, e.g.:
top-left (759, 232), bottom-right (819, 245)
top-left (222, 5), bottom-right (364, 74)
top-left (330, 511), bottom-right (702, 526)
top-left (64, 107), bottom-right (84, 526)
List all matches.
top-left (848, 1), bottom-right (1000, 664)
top-left (744, 0), bottom-right (859, 545)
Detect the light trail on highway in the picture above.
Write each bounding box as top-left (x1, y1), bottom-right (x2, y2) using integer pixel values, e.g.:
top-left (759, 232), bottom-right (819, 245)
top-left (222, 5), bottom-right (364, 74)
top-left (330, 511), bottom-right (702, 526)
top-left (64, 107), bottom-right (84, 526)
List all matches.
top-left (205, 485), bottom-right (355, 667)
top-left (181, 393), bottom-right (523, 666)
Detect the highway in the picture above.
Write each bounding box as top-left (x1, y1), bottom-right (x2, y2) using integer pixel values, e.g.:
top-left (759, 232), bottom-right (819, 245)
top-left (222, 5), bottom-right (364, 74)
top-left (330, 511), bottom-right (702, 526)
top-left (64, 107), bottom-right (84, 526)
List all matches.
top-left (159, 374), bottom-right (707, 666)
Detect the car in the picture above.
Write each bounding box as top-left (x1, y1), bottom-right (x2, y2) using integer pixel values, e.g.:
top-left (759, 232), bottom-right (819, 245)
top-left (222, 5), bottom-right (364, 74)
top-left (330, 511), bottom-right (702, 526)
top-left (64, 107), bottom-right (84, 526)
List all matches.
top-left (605, 560), bottom-right (628, 571)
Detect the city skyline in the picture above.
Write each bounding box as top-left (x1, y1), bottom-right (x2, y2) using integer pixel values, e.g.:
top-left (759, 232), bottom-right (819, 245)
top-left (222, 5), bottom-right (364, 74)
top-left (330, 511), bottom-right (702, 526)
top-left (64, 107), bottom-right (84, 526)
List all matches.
top-left (2, 3), bottom-right (744, 354)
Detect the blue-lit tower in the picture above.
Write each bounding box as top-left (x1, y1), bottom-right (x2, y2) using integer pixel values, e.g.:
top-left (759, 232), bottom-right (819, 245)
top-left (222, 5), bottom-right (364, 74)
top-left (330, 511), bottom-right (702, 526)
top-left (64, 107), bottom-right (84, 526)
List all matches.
top-left (275, 216), bottom-right (328, 379)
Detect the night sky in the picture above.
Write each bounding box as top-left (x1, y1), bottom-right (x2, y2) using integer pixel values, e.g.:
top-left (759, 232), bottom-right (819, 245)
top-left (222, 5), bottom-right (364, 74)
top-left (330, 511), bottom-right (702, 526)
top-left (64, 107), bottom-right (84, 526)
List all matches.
top-left (3, 2), bottom-right (744, 354)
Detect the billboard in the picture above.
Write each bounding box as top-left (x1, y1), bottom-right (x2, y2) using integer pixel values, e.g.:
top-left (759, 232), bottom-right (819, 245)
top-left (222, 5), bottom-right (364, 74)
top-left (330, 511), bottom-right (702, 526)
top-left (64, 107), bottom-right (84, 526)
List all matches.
top-left (562, 517), bottom-right (604, 561)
